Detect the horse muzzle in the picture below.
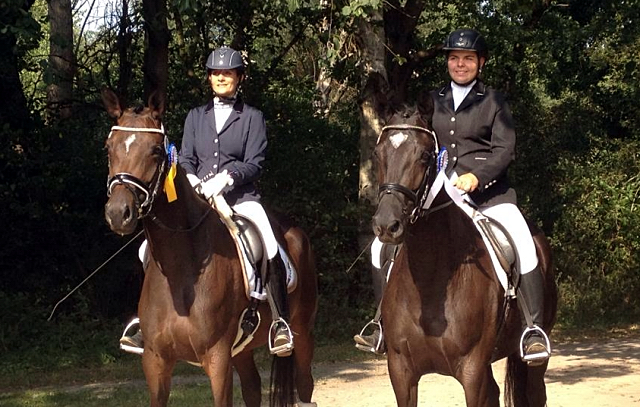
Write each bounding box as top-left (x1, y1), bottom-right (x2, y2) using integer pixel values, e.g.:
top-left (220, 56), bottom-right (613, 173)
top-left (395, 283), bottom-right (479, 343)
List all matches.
top-left (105, 189), bottom-right (139, 235)
top-left (372, 203), bottom-right (407, 245)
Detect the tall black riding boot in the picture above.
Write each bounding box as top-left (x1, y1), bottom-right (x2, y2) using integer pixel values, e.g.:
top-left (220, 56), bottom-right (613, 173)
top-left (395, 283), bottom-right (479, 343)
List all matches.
top-left (518, 266), bottom-right (550, 365)
top-left (267, 253), bottom-right (293, 356)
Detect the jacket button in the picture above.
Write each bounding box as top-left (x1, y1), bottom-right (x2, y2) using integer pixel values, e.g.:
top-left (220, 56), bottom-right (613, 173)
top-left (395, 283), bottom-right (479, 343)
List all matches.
top-left (450, 117), bottom-right (456, 122)
top-left (214, 139), bottom-right (219, 143)
top-left (451, 143), bottom-right (456, 148)
top-left (450, 130), bottom-right (454, 135)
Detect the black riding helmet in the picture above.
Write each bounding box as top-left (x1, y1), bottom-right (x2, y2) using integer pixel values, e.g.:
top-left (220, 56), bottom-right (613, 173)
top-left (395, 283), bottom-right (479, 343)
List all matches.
top-left (206, 46), bottom-right (244, 73)
top-left (443, 28), bottom-right (488, 60)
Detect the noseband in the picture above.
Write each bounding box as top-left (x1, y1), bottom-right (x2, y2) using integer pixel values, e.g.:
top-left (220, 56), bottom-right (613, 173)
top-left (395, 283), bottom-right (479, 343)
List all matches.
top-left (106, 124), bottom-right (168, 217)
top-left (377, 124), bottom-right (439, 223)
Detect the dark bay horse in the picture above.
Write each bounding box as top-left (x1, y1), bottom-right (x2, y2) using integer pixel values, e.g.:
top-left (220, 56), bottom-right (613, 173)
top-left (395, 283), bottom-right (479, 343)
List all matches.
top-left (371, 99), bottom-right (557, 407)
top-left (101, 88), bottom-right (318, 407)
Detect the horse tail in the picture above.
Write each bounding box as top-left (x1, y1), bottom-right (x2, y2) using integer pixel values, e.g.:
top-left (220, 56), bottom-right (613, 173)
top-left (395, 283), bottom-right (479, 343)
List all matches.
top-left (504, 353), bottom-right (528, 407)
top-left (269, 352), bottom-right (296, 407)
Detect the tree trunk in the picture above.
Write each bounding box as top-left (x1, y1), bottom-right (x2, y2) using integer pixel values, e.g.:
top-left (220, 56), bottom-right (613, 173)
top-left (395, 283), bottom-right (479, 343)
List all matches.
top-left (0, 0), bottom-right (36, 130)
top-left (142, 0), bottom-right (169, 100)
top-left (117, 0), bottom-right (133, 106)
top-left (47, 0), bottom-right (76, 119)
top-left (356, 8), bottom-right (388, 301)
top-left (356, 12), bottom-right (386, 206)
top-left (385, 0), bottom-right (425, 104)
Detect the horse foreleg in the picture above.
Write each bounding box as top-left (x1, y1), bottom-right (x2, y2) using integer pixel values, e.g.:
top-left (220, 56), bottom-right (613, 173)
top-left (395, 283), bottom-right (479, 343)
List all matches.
top-left (387, 352), bottom-right (420, 407)
top-left (458, 365), bottom-right (500, 407)
top-left (142, 351), bottom-right (176, 407)
top-left (292, 330), bottom-right (315, 404)
top-left (204, 348), bottom-right (234, 407)
top-left (233, 350), bottom-right (262, 407)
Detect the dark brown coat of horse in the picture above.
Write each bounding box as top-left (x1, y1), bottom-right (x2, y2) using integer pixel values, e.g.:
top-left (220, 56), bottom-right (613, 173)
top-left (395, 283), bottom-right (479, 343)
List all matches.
top-left (101, 89), bottom-right (318, 407)
top-left (371, 96), bottom-right (557, 407)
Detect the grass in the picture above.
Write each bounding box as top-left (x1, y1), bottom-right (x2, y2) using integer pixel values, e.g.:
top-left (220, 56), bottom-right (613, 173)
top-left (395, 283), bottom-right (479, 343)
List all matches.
top-left (1, 324), bottom-right (637, 406)
top-left (0, 339), bottom-right (378, 407)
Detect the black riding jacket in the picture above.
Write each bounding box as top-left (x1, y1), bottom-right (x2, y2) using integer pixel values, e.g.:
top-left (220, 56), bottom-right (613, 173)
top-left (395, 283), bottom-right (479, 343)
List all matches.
top-left (430, 80), bottom-right (517, 207)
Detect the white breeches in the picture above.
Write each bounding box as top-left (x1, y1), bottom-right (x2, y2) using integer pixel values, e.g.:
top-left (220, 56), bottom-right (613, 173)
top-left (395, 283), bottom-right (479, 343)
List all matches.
top-left (233, 200), bottom-right (278, 259)
top-left (480, 203), bottom-right (538, 274)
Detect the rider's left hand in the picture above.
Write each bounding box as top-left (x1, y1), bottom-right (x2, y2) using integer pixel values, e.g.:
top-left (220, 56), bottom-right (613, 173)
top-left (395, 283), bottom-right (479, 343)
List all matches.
top-left (201, 170), bottom-right (233, 199)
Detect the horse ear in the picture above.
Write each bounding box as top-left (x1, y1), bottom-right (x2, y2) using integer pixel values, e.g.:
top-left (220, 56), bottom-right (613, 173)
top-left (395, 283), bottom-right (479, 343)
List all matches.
top-left (148, 90), bottom-right (166, 120)
top-left (362, 72), bottom-right (394, 124)
top-left (101, 87), bottom-right (122, 119)
top-left (417, 89), bottom-right (434, 127)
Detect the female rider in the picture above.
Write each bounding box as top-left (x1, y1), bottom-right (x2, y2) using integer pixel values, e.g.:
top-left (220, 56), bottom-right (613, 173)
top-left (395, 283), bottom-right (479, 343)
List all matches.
top-left (120, 46), bottom-right (293, 356)
top-left (355, 29), bottom-right (550, 366)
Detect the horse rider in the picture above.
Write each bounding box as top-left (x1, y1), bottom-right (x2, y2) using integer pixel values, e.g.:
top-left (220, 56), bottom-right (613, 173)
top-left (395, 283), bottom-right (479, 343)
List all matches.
top-left (120, 46), bottom-right (293, 356)
top-left (354, 28), bottom-right (550, 365)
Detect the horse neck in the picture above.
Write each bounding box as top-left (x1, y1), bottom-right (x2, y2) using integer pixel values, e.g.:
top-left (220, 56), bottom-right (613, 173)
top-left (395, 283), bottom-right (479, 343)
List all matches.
top-left (142, 167), bottom-right (219, 276)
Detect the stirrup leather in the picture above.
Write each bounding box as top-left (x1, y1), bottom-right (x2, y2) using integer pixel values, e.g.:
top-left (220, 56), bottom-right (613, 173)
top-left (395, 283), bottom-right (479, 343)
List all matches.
top-left (355, 320), bottom-right (385, 354)
top-left (269, 317), bottom-right (294, 356)
top-left (519, 325), bottom-right (551, 363)
top-left (119, 317), bottom-right (144, 355)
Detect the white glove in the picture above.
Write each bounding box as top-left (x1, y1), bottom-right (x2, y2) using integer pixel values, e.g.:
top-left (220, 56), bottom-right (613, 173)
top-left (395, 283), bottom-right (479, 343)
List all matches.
top-left (201, 170), bottom-right (233, 199)
top-left (186, 173), bottom-right (201, 188)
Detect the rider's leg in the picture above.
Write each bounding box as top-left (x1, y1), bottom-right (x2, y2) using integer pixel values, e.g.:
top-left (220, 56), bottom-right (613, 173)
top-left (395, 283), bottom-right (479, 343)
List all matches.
top-left (481, 203), bottom-right (549, 364)
top-left (233, 200), bottom-right (293, 356)
top-left (354, 238), bottom-right (390, 354)
top-left (119, 242), bottom-right (149, 352)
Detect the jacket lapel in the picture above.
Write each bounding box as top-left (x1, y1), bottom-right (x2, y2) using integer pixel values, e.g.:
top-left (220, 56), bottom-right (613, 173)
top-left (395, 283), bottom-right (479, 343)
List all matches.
top-left (218, 99), bottom-right (244, 136)
top-left (205, 100), bottom-right (219, 136)
top-left (456, 81), bottom-right (486, 113)
top-left (437, 86), bottom-right (456, 115)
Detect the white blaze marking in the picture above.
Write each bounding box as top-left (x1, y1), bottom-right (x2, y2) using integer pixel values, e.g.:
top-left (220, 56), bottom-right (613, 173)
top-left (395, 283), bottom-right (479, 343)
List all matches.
top-left (124, 134), bottom-right (137, 154)
top-left (390, 132), bottom-right (408, 149)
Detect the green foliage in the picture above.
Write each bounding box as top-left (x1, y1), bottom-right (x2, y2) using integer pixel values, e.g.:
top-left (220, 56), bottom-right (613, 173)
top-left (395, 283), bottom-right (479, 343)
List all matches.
top-left (550, 138), bottom-right (640, 325)
top-left (259, 78), bottom-right (374, 342)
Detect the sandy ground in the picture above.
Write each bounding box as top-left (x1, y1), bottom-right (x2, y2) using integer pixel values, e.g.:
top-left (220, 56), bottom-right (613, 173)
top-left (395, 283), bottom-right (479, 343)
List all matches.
top-left (37, 335), bottom-right (640, 406)
top-left (308, 336), bottom-right (640, 406)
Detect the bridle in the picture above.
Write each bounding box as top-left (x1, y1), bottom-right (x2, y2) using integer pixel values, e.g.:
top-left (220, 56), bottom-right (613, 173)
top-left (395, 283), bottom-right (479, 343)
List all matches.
top-left (377, 123), bottom-right (439, 224)
top-left (106, 124), bottom-right (168, 217)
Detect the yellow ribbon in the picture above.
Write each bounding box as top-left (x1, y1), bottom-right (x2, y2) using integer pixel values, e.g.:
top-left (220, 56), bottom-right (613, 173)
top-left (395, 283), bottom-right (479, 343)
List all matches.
top-left (164, 163), bottom-right (177, 202)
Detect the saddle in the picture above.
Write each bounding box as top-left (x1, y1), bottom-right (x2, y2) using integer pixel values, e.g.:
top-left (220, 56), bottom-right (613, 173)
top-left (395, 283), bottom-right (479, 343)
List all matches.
top-left (210, 195), bottom-right (297, 356)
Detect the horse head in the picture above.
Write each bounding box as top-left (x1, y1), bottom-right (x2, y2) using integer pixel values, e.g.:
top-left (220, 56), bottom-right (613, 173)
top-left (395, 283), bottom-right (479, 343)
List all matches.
top-left (102, 88), bottom-right (167, 235)
top-left (372, 93), bottom-right (437, 244)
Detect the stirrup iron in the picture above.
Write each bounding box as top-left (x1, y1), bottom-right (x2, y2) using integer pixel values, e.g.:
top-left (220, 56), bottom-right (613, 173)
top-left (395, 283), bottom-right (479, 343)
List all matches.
top-left (269, 317), bottom-right (294, 356)
top-left (355, 319), bottom-right (385, 354)
top-left (519, 325), bottom-right (551, 364)
top-left (119, 317), bottom-right (144, 355)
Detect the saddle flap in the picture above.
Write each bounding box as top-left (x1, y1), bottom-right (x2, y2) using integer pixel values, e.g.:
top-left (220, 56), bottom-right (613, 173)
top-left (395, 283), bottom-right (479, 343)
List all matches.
top-left (477, 217), bottom-right (516, 275)
top-left (232, 214), bottom-right (264, 265)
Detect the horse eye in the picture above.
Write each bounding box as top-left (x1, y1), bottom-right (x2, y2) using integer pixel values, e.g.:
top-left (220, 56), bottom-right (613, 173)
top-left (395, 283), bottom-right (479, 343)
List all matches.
top-left (152, 145), bottom-right (164, 157)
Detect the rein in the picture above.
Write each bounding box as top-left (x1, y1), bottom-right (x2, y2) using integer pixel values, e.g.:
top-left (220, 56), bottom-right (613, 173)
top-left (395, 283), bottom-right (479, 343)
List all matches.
top-left (106, 124), bottom-right (167, 217)
top-left (377, 124), bottom-right (439, 223)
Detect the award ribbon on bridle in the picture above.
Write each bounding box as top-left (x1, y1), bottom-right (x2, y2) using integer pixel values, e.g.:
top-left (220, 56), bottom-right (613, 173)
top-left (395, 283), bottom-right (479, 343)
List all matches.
top-left (164, 143), bottom-right (178, 202)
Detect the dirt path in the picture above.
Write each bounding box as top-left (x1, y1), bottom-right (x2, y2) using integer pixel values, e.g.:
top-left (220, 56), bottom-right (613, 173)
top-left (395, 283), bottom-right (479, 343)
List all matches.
top-left (27, 336), bottom-right (639, 406)
top-left (309, 337), bottom-right (640, 406)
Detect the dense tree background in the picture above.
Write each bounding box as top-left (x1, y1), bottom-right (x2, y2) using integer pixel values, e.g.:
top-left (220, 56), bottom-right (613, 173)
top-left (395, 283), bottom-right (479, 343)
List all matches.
top-left (1, 0), bottom-right (639, 372)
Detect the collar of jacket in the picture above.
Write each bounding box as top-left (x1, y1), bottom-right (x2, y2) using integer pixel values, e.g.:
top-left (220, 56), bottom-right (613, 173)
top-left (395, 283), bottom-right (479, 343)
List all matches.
top-left (438, 79), bottom-right (486, 97)
top-left (205, 97), bottom-right (245, 114)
